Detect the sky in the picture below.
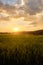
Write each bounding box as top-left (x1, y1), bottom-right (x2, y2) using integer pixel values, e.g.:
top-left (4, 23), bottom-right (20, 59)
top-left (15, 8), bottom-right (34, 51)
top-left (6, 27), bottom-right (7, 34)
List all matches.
top-left (0, 0), bottom-right (43, 32)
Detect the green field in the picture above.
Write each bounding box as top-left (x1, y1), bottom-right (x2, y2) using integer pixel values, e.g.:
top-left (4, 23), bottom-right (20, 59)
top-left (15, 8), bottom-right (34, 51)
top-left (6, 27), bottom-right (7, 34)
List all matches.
top-left (0, 34), bottom-right (43, 65)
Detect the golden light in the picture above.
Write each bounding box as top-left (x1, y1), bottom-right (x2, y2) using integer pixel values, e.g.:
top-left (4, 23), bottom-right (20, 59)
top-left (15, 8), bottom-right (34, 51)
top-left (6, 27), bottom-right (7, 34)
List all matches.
top-left (13, 27), bottom-right (19, 32)
top-left (21, 0), bottom-right (25, 6)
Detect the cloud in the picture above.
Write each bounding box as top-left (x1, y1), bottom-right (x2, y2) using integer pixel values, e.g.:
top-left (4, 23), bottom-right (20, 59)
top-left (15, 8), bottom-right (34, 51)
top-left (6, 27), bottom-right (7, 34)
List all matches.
top-left (24, 0), bottom-right (43, 15)
top-left (0, 1), bottom-right (16, 16)
top-left (0, 0), bottom-right (3, 7)
top-left (0, 0), bottom-right (43, 16)
top-left (0, 0), bottom-right (43, 26)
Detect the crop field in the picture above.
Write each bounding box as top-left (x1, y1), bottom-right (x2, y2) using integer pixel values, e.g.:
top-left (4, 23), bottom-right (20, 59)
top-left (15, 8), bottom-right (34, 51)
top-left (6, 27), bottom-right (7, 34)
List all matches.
top-left (0, 33), bottom-right (43, 65)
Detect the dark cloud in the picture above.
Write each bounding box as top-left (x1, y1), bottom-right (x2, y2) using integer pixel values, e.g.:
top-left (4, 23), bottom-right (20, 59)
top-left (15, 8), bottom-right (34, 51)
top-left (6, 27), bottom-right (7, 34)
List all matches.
top-left (29, 22), bottom-right (37, 27)
top-left (0, 0), bottom-right (16, 15)
top-left (0, 0), bottom-right (43, 17)
top-left (0, 16), bottom-right (10, 21)
top-left (25, 0), bottom-right (43, 15)
top-left (0, 0), bottom-right (4, 8)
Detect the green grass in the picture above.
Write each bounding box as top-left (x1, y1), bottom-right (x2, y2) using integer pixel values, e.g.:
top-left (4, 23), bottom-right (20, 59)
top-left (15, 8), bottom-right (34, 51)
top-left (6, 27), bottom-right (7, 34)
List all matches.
top-left (0, 34), bottom-right (43, 65)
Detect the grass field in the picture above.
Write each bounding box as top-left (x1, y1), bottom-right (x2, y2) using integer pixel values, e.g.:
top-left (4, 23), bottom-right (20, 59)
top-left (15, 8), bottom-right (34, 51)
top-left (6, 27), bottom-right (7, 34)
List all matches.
top-left (0, 33), bottom-right (43, 65)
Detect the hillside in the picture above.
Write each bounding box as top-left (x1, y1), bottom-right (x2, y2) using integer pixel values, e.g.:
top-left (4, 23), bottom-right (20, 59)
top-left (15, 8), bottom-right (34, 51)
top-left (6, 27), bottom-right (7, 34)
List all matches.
top-left (0, 30), bottom-right (43, 35)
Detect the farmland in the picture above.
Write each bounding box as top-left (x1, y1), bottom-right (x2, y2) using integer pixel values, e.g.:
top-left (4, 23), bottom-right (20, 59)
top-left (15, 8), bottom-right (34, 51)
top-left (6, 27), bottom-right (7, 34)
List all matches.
top-left (0, 33), bottom-right (43, 65)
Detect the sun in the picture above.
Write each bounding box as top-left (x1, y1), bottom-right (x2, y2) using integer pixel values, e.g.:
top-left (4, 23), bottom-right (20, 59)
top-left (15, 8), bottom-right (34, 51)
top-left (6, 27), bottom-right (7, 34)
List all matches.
top-left (13, 27), bottom-right (19, 32)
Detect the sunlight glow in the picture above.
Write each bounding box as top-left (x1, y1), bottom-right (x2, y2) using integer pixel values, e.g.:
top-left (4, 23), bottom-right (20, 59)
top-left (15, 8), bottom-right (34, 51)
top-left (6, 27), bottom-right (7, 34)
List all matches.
top-left (13, 27), bottom-right (19, 32)
top-left (21, 0), bottom-right (25, 6)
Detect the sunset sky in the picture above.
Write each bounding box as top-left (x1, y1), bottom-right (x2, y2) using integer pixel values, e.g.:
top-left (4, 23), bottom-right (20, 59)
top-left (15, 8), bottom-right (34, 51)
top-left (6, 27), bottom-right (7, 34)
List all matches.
top-left (0, 0), bottom-right (43, 32)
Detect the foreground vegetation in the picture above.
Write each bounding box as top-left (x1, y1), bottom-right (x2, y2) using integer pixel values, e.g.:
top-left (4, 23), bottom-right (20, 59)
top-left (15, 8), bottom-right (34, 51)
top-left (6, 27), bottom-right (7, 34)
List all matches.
top-left (0, 33), bottom-right (43, 65)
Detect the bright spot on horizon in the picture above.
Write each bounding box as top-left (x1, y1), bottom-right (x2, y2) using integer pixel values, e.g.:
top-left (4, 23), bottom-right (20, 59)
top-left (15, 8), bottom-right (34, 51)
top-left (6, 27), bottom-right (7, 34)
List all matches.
top-left (13, 27), bottom-right (19, 32)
